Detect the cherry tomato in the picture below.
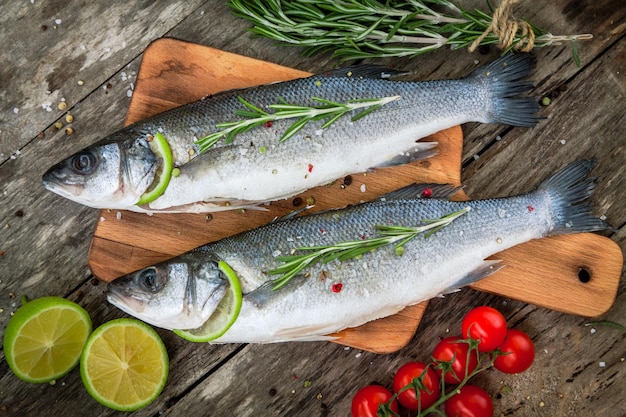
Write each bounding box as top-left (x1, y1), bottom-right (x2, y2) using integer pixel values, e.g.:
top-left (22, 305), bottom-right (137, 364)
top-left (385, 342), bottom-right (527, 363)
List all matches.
top-left (461, 306), bottom-right (507, 352)
top-left (494, 329), bottom-right (535, 374)
top-left (432, 336), bottom-right (479, 384)
top-left (351, 385), bottom-right (399, 417)
top-left (445, 385), bottom-right (494, 417)
top-left (392, 361), bottom-right (440, 411)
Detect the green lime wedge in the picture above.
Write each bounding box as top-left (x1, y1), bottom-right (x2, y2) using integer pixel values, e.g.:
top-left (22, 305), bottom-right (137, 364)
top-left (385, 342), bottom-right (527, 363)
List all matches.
top-left (174, 261), bottom-right (243, 342)
top-left (136, 132), bottom-right (174, 205)
top-left (80, 318), bottom-right (169, 412)
top-left (3, 296), bottom-right (92, 383)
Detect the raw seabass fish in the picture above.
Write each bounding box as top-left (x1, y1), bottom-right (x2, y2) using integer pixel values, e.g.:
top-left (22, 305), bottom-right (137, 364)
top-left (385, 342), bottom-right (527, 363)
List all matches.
top-left (107, 160), bottom-right (607, 342)
top-left (43, 54), bottom-right (539, 212)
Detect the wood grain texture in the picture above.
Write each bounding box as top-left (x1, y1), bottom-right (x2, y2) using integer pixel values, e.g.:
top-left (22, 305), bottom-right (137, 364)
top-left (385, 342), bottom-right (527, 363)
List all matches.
top-left (89, 39), bottom-right (621, 354)
top-left (0, 0), bottom-right (624, 416)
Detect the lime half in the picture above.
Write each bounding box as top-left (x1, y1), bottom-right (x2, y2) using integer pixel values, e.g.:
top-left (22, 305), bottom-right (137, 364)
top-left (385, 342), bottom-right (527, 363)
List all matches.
top-left (3, 296), bottom-right (92, 383)
top-left (136, 131), bottom-right (174, 205)
top-left (174, 261), bottom-right (243, 342)
top-left (80, 318), bottom-right (169, 412)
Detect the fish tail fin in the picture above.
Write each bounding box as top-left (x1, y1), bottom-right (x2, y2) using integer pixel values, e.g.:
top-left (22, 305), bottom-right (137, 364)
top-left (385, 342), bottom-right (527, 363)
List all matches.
top-left (538, 160), bottom-right (609, 235)
top-left (469, 53), bottom-right (541, 127)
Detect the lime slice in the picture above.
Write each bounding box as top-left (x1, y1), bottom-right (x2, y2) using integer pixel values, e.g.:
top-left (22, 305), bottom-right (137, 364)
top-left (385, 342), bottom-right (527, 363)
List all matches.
top-left (80, 318), bottom-right (169, 412)
top-left (174, 261), bottom-right (242, 342)
top-left (3, 296), bottom-right (92, 383)
top-left (136, 132), bottom-right (174, 205)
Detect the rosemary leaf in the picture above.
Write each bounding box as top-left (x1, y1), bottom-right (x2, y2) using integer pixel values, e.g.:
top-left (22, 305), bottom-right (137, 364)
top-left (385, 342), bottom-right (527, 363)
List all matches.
top-left (279, 117), bottom-right (311, 142)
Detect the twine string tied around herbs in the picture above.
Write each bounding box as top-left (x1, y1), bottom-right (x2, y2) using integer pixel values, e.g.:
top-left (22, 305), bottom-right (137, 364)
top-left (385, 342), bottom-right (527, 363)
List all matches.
top-left (469, 0), bottom-right (535, 53)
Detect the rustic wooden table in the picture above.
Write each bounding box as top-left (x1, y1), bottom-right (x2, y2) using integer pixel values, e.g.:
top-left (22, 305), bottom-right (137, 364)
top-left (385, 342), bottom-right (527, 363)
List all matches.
top-left (0, 1), bottom-right (624, 416)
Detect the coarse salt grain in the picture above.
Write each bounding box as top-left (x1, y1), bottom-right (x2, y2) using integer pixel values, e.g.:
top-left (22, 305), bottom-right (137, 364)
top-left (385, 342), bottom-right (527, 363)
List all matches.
top-left (599, 361), bottom-right (606, 367)
top-left (560, 139), bottom-right (567, 145)
top-left (590, 328), bottom-right (596, 334)
top-left (13, 107), bottom-right (19, 114)
top-left (127, 90), bottom-right (133, 97)
top-left (54, 18), bottom-right (62, 25)
top-left (355, 352), bottom-right (362, 359)
top-left (116, 211), bottom-right (122, 220)
top-left (360, 184), bottom-right (366, 193)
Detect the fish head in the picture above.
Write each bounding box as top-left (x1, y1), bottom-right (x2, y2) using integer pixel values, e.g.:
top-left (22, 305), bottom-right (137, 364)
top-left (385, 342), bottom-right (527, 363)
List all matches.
top-left (106, 252), bottom-right (228, 330)
top-left (42, 133), bottom-right (157, 209)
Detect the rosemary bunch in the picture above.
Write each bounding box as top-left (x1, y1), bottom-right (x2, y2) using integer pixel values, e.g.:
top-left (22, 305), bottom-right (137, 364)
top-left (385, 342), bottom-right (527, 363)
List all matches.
top-left (229, 0), bottom-right (591, 62)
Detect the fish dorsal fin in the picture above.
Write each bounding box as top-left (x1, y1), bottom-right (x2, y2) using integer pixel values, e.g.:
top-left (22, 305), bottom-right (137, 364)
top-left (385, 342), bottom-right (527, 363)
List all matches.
top-left (323, 65), bottom-right (408, 80)
top-left (379, 183), bottom-right (463, 201)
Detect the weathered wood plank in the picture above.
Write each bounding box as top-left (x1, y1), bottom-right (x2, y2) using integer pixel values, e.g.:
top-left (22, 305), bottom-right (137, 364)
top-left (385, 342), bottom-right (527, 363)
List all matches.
top-left (0, 1), bottom-right (210, 162)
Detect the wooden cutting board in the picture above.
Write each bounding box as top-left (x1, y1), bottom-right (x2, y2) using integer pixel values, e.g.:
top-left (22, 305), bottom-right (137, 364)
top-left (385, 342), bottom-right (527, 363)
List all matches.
top-left (88, 38), bottom-right (623, 353)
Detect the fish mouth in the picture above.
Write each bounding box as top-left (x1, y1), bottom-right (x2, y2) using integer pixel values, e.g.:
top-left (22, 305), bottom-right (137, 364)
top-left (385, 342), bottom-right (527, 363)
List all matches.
top-left (41, 171), bottom-right (83, 199)
top-left (106, 284), bottom-right (147, 314)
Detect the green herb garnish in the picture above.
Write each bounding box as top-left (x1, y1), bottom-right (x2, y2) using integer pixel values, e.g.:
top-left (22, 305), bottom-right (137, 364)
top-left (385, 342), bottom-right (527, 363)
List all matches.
top-left (195, 95), bottom-right (400, 153)
top-left (230, 0), bottom-right (592, 61)
top-left (269, 206), bottom-right (470, 290)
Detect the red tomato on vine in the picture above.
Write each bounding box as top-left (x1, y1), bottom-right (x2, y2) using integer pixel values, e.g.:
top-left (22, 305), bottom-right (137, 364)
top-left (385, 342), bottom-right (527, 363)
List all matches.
top-left (445, 385), bottom-right (494, 417)
top-left (351, 385), bottom-right (398, 417)
top-left (392, 361), bottom-right (440, 411)
top-left (461, 306), bottom-right (507, 352)
top-left (432, 336), bottom-right (479, 384)
top-left (494, 329), bottom-right (535, 374)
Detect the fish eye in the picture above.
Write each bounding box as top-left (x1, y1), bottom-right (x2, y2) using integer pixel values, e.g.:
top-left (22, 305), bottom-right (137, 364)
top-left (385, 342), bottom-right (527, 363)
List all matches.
top-left (70, 152), bottom-right (97, 174)
top-left (139, 267), bottom-right (161, 292)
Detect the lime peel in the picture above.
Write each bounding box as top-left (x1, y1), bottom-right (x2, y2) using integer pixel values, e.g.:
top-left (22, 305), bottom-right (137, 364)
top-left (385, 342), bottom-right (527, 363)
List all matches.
top-left (136, 132), bottom-right (173, 205)
top-left (174, 260), bottom-right (243, 342)
top-left (3, 296), bottom-right (92, 384)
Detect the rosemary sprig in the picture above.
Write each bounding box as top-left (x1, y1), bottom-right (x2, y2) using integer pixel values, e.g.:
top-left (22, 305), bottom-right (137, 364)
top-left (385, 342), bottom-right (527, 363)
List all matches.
top-left (229, 0), bottom-right (592, 61)
top-left (195, 95), bottom-right (400, 153)
top-left (269, 206), bottom-right (471, 290)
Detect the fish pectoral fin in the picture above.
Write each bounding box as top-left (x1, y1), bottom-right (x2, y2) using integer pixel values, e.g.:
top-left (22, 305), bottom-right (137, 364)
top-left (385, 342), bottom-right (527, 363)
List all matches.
top-left (379, 182), bottom-right (463, 201)
top-left (372, 142), bottom-right (438, 169)
top-left (439, 260), bottom-right (504, 296)
top-left (246, 275), bottom-right (309, 309)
